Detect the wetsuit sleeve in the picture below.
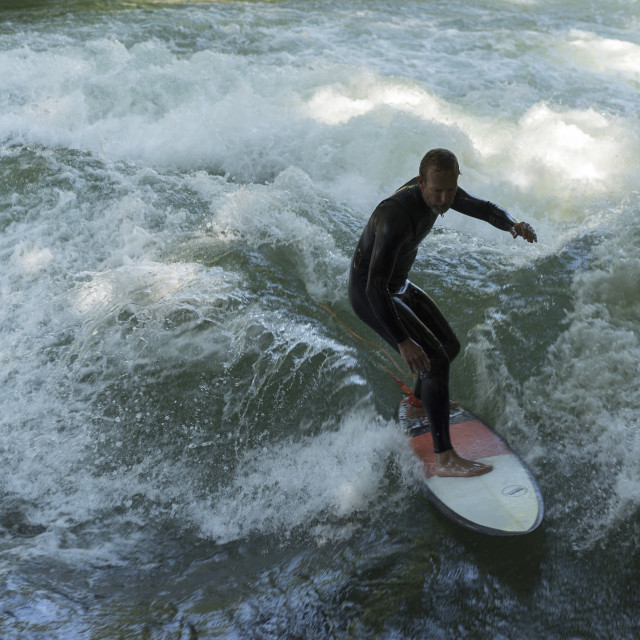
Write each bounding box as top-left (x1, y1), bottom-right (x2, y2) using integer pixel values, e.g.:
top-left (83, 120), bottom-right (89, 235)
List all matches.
top-left (365, 206), bottom-right (411, 344)
top-left (452, 188), bottom-right (518, 231)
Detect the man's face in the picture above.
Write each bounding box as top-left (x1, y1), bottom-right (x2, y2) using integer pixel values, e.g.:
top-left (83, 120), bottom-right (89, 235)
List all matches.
top-left (418, 168), bottom-right (458, 215)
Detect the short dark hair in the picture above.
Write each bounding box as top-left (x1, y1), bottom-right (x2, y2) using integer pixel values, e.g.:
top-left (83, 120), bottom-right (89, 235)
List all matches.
top-left (419, 149), bottom-right (460, 181)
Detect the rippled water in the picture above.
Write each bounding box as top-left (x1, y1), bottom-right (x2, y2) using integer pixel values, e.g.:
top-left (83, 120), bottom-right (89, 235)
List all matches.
top-left (1, 0), bottom-right (639, 638)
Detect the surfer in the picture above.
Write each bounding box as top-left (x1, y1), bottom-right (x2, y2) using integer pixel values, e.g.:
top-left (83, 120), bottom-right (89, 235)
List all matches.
top-left (348, 148), bottom-right (537, 477)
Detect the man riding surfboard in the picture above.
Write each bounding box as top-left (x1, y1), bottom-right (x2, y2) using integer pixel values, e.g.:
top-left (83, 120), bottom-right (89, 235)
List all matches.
top-left (348, 149), bottom-right (537, 477)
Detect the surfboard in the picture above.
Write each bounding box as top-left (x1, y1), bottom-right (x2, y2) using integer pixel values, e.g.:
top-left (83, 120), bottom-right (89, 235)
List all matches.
top-left (398, 399), bottom-right (544, 536)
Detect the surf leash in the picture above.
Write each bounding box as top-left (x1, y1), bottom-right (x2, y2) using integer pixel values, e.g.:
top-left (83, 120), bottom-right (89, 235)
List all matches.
top-left (391, 374), bottom-right (423, 408)
top-left (318, 302), bottom-right (420, 404)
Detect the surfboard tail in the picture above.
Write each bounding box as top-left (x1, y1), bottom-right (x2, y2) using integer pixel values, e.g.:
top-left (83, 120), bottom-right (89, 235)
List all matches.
top-left (400, 403), bottom-right (544, 536)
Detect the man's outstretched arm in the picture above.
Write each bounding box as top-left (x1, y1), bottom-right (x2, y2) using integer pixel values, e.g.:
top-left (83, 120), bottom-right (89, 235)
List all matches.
top-left (453, 187), bottom-right (537, 243)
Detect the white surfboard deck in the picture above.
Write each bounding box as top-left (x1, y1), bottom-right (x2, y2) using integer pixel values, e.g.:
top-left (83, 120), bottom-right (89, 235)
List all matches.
top-left (398, 400), bottom-right (543, 536)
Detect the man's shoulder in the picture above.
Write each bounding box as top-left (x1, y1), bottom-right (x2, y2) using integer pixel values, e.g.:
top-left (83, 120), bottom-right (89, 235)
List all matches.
top-left (375, 177), bottom-right (420, 210)
top-left (391, 176), bottom-right (420, 198)
top-left (396, 176), bottom-right (420, 189)
top-left (371, 189), bottom-right (422, 239)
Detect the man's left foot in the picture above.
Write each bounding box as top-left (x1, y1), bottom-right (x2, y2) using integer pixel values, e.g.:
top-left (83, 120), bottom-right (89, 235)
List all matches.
top-left (433, 449), bottom-right (493, 478)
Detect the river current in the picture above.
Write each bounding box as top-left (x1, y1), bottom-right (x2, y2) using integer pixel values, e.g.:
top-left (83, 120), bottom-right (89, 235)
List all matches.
top-left (1, 1), bottom-right (639, 638)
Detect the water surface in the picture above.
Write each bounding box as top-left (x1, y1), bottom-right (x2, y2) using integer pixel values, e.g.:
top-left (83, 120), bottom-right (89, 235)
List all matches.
top-left (1, 0), bottom-right (639, 637)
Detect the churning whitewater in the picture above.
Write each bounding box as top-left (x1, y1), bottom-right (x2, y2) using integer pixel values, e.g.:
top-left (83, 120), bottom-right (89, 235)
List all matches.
top-left (1, 1), bottom-right (639, 638)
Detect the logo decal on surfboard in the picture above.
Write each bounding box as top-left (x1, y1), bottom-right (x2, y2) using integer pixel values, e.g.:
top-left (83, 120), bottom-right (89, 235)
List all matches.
top-left (501, 485), bottom-right (529, 498)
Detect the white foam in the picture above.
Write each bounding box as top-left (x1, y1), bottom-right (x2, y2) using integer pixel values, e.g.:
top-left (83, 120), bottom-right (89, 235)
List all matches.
top-left (194, 410), bottom-right (406, 544)
top-left (205, 167), bottom-right (351, 301)
top-left (2, 27), bottom-right (638, 223)
top-left (306, 81), bottom-right (443, 127)
top-left (567, 30), bottom-right (640, 78)
top-left (9, 243), bottom-right (54, 277)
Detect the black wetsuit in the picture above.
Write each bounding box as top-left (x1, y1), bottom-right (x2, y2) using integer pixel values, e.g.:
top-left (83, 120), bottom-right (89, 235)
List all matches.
top-left (348, 177), bottom-right (517, 452)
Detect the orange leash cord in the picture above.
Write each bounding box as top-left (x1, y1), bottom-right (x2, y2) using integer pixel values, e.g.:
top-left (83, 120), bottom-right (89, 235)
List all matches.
top-left (318, 302), bottom-right (422, 407)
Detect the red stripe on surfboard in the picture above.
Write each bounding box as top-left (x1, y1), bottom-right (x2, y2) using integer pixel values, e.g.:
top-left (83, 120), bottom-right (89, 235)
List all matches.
top-left (410, 419), bottom-right (510, 478)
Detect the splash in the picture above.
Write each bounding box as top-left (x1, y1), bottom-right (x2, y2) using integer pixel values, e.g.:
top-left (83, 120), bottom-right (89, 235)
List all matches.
top-left (194, 410), bottom-right (405, 544)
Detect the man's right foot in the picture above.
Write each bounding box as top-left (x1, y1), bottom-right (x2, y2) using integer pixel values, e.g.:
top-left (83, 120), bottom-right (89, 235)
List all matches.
top-left (403, 398), bottom-right (460, 420)
top-left (405, 402), bottom-right (425, 419)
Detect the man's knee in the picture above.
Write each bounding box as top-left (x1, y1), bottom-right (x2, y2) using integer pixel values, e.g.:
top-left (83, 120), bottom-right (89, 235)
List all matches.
top-left (421, 345), bottom-right (451, 379)
top-left (446, 337), bottom-right (461, 362)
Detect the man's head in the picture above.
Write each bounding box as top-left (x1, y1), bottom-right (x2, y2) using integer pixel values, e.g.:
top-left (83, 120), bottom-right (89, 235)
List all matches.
top-left (417, 148), bottom-right (460, 215)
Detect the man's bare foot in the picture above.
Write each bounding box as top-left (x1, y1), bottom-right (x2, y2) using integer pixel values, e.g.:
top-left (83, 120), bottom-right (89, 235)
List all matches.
top-left (405, 402), bottom-right (425, 419)
top-left (404, 400), bottom-right (460, 420)
top-left (433, 449), bottom-right (493, 478)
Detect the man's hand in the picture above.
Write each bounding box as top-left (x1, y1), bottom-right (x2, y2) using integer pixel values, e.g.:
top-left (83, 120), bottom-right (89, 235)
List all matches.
top-left (398, 338), bottom-right (430, 375)
top-left (510, 222), bottom-right (538, 242)
top-left (510, 221), bottom-right (537, 243)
